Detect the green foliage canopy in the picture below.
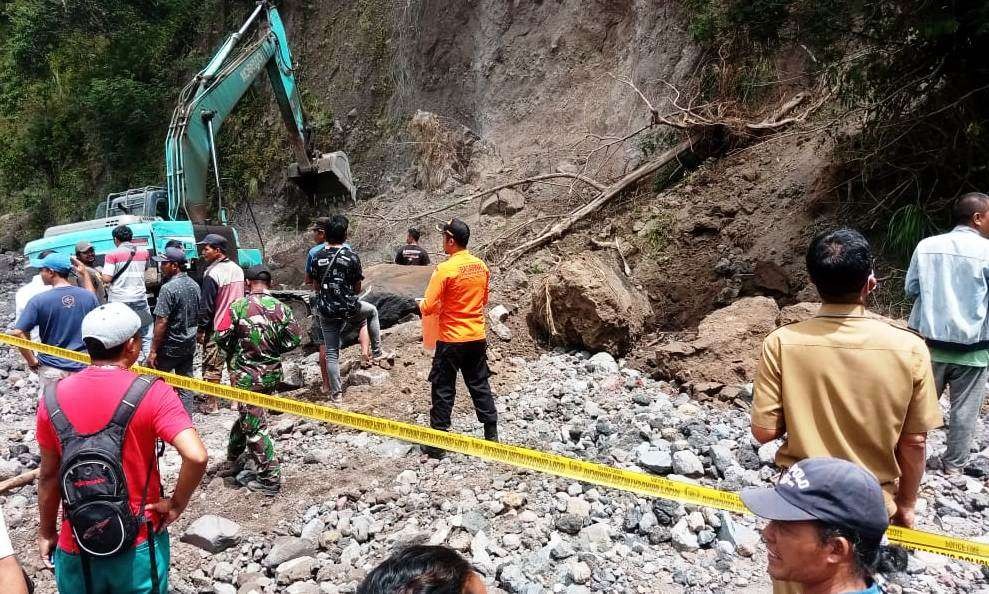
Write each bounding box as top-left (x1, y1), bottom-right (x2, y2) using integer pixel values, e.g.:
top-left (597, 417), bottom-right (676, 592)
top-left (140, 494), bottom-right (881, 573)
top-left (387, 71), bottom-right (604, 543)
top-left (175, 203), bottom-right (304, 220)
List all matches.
top-left (0, 0), bottom-right (203, 229)
top-left (684, 1), bottom-right (989, 258)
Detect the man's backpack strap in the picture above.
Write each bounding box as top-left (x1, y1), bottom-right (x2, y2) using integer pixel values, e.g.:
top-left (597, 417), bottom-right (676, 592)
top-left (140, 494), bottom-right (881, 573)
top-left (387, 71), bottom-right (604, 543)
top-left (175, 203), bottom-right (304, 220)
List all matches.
top-left (108, 375), bottom-right (159, 430)
top-left (318, 246), bottom-right (345, 287)
top-left (109, 245), bottom-right (137, 285)
top-left (43, 382), bottom-right (77, 441)
top-left (109, 374), bottom-right (164, 592)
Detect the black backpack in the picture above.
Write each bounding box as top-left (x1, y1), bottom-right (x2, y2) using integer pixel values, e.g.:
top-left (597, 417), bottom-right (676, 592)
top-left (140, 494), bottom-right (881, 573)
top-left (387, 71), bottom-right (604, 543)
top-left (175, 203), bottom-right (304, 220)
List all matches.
top-left (312, 246), bottom-right (359, 319)
top-left (43, 375), bottom-right (163, 593)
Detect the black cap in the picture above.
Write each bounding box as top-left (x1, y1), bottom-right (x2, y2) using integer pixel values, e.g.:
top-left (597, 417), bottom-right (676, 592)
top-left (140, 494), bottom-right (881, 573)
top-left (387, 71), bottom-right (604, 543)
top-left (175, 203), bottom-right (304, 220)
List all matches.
top-left (153, 247), bottom-right (187, 263)
top-left (308, 217), bottom-right (331, 232)
top-left (196, 233), bottom-right (228, 251)
top-left (740, 457), bottom-right (888, 544)
top-left (245, 264), bottom-right (272, 282)
top-left (436, 218), bottom-right (470, 246)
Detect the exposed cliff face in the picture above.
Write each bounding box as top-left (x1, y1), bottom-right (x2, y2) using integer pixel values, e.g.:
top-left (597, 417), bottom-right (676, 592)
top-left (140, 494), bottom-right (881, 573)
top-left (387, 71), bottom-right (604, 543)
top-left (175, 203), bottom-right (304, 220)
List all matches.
top-left (266, 0), bottom-right (701, 188)
top-left (229, 0), bottom-right (835, 335)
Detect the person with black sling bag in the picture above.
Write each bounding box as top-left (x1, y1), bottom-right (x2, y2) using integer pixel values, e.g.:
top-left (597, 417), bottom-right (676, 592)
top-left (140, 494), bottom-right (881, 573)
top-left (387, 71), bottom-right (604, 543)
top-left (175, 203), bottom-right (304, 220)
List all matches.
top-left (36, 303), bottom-right (207, 593)
top-left (310, 215), bottom-right (393, 401)
top-left (100, 225), bottom-right (154, 361)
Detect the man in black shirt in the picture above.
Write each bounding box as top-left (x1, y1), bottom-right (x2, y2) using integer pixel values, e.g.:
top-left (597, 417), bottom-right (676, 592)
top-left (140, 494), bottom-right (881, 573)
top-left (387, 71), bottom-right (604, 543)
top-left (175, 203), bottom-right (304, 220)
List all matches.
top-left (394, 228), bottom-right (431, 266)
top-left (147, 247), bottom-right (201, 412)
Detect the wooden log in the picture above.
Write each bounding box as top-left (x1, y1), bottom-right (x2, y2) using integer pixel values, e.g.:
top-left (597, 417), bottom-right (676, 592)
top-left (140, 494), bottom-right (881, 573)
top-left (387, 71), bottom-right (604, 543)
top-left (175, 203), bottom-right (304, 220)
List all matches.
top-left (0, 468), bottom-right (39, 494)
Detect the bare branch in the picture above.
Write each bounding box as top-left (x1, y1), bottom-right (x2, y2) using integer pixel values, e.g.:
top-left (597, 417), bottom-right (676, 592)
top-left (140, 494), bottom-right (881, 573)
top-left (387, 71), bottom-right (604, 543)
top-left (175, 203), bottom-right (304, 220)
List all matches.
top-left (590, 237), bottom-right (633, 276)
top-left (405, 173), bottom-right (606, 221)
top-left (500, 136), bottom-right (701, 266)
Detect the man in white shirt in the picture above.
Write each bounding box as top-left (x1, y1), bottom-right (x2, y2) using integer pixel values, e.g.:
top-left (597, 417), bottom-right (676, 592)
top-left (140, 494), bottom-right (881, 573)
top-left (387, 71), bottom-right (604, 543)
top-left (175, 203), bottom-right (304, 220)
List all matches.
top-left (100, 225), bottom-right (152, 359)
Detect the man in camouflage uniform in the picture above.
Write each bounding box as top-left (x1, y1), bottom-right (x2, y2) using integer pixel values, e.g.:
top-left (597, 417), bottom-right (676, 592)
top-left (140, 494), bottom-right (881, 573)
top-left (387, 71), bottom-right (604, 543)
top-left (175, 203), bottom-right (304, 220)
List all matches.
top-left (215, 265), bottom-right (301, 496)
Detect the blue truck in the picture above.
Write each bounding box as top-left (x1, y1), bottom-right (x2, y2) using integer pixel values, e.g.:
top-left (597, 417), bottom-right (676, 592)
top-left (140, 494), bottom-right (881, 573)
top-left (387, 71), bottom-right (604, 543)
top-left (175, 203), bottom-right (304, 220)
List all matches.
top-left (23, 1), bottom-right (354, 294)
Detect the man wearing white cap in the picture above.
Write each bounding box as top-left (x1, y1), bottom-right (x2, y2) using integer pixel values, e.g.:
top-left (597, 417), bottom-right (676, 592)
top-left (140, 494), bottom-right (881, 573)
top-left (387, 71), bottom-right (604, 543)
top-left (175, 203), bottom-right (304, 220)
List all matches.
top-left (35, 302), bottom-right (207, 594)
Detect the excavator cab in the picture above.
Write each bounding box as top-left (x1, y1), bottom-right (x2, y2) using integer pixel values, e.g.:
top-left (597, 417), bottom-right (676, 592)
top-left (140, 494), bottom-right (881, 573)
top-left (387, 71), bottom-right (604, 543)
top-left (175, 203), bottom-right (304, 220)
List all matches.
top-left (287, 150), bottom-right (356, 203)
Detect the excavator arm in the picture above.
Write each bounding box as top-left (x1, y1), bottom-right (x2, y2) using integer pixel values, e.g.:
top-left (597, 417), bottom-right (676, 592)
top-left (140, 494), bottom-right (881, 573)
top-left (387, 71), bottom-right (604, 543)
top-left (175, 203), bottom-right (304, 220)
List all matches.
top-left (165, 1), bottom-right (354, 223)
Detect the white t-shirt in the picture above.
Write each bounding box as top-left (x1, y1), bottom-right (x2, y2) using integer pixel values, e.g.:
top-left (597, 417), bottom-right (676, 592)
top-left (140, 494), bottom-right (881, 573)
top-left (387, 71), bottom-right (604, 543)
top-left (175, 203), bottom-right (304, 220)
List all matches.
top-left (101, 242), bottom-right (150, 303)
top-left (14, 275), bottom-right (51, 341)
top-left (0, 508), bottom-right (13, 560)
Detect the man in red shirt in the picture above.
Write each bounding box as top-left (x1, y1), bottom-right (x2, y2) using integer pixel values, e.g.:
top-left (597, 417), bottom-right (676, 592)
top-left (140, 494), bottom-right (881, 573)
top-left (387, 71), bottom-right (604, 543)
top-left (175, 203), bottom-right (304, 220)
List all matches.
top-left (36, 302), bottom-right (208, 593)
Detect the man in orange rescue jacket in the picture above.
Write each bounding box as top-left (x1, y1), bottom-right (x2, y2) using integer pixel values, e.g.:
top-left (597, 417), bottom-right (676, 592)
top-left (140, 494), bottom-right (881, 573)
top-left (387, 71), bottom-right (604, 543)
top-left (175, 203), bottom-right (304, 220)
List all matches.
top-left (419, 219), bottom-right (498, 457)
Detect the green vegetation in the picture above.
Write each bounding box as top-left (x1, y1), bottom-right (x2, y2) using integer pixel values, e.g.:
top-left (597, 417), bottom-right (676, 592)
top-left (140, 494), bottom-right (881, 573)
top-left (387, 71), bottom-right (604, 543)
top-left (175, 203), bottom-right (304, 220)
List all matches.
top-left (0, 0), bottom-right (211, 231)
top-left (641, 211), bottom-right (678, 255)
top-left (684, 1), bottom-right (989, 261)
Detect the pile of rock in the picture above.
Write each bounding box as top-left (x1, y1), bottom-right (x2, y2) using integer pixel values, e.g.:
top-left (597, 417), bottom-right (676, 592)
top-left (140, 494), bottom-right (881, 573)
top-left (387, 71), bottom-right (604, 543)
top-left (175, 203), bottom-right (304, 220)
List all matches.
top-left (170, 350), bottom-right (986, 593)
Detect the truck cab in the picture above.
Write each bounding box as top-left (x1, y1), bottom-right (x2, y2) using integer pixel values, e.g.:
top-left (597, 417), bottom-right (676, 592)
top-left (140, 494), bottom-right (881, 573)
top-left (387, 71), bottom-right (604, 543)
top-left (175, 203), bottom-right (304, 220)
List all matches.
top-left (23, 186), bottom-right (261, 295)
top-left (93, 187), bottom-right (170, 220)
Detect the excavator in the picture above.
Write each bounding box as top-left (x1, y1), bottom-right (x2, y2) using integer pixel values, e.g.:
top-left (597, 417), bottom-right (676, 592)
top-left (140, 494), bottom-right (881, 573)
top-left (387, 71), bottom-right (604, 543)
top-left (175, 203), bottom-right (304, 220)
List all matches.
top-left (22, 1), bottom-right (354, 291)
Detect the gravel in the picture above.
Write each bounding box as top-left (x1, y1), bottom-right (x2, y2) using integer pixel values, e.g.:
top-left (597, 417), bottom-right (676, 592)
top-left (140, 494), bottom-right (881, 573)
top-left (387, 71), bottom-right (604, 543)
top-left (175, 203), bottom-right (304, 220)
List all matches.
top-left (0, 272), bottom-right (985, 594)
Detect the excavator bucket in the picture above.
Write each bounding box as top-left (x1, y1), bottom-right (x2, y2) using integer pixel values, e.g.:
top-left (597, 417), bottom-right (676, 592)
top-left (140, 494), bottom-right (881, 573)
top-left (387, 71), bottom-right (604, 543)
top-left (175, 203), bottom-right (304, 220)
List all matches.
top-left (287, 151), bottom-right (357, 203)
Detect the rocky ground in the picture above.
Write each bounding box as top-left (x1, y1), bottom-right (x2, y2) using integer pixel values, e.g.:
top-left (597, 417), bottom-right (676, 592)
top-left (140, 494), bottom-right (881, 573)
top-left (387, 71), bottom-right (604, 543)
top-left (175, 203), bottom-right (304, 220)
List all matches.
top-left (0, 250), bottom-right (988, 593)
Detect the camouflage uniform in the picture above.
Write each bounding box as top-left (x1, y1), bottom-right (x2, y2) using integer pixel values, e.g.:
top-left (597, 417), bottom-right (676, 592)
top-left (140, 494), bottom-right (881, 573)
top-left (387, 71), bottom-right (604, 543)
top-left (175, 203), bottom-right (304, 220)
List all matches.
top-left (215, 292), bottom-right (301, 484)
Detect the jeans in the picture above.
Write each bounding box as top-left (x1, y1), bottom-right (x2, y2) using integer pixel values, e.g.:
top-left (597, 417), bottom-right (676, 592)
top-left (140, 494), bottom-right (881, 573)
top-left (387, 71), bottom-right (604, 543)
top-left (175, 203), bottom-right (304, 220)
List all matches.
top-left (932, 362), bottom-right (989, 468)
top-left (318, 302), bottom-right (383, 396)
top-left (122, 300), bottom-right (153, 361)
top-left (155, 350), bottom-right (196, 413)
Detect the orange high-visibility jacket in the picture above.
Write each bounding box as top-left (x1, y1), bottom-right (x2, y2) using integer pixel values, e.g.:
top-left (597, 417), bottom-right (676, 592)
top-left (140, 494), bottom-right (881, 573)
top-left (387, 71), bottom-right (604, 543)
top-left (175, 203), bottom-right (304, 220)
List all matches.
top-left (419, 250), bottom-right (489, 342)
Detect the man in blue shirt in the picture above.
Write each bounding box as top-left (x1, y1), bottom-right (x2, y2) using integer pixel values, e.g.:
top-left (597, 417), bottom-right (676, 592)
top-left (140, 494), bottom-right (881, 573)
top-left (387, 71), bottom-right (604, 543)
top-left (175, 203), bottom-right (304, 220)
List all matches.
top-left (905, 192), bottom-right (989, 474)
top-left (8, 252), bottom-right (100, 394)
top-left (741, 458), bottom-right (887, 594)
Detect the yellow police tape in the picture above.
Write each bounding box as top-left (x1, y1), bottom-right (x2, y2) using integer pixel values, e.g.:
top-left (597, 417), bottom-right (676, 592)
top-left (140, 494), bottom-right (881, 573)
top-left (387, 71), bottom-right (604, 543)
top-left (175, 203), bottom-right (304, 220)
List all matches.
top-left (2, 333), bottom-right (986, 567)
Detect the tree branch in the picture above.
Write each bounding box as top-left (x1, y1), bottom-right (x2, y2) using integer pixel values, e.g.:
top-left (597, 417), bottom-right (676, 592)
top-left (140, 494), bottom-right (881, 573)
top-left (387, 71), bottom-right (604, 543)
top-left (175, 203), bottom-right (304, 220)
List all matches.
top-left (413, 172), bottom-right (606, 221)
top-left (500, 136), bottom-right (701, 265)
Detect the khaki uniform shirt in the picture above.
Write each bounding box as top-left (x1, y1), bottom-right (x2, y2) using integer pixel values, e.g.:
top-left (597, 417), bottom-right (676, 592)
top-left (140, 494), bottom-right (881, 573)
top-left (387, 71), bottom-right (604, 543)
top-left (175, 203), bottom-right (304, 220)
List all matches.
top-left (752, 303), bottom-right (943, 511)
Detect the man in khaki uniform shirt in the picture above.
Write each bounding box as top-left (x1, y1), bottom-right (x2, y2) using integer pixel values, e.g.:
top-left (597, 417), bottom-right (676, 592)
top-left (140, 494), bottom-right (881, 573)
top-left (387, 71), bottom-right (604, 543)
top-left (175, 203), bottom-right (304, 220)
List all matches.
top-left (751, 228), bottom-right (942, 594)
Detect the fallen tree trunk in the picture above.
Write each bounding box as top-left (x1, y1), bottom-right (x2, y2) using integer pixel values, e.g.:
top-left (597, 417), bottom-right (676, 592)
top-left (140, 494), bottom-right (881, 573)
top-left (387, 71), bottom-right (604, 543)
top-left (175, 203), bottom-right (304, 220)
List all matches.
top-left (497, 91), bottom-right (817, 264)
top-left (415, 172), bottom-right (607, 220)
top-left (501, 136), bottom-right (701, 265)
top-left (0, 468), bottom-right (39, 494)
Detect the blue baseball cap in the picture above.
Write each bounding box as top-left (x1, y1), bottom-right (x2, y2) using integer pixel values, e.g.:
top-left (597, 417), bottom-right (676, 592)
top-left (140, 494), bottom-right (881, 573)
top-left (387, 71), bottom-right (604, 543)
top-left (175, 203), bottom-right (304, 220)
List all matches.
top-left (196, 233), bottom-right (228, 251)
top-left (30, 252), bottom-right (73, 274)
top-left (740, 457), bottom-right (888, 543)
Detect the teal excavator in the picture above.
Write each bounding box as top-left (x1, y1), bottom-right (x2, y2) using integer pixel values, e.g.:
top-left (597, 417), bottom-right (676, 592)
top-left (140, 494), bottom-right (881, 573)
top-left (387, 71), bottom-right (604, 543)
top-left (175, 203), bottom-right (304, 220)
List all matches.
top-left (23, 1), bottom-right (354, 285)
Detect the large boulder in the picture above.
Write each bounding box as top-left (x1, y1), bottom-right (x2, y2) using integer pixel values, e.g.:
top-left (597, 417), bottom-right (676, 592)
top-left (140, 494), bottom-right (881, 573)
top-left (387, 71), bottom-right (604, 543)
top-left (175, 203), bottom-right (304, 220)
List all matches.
top-left (655, 296), bottom-right (779, 386)
top-left (480, 189), bottom-right (525, 216)
top-left (341, 263), bottom-right (434, 346)
top-left (527, 252), bottom-right (652, 356)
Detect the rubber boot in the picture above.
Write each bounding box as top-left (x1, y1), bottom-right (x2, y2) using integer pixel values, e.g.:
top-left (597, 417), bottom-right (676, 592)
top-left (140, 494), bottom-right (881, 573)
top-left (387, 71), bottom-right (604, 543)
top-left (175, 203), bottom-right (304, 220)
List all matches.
top-left (484, 422), bottom-right (499, 442)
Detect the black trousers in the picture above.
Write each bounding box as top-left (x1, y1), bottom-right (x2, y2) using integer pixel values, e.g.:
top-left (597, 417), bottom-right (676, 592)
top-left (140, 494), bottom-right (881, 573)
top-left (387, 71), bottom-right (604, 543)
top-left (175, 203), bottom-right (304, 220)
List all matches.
top-left (429, 339), bottom-right (497, 430)
top-left (156, 350), bottom-right (195, 413)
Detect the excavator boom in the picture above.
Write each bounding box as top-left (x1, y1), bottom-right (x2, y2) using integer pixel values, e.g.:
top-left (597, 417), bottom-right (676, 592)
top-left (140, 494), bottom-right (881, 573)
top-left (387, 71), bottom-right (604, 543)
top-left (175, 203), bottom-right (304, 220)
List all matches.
top-left (165, 1), bottom-right (355, 223)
